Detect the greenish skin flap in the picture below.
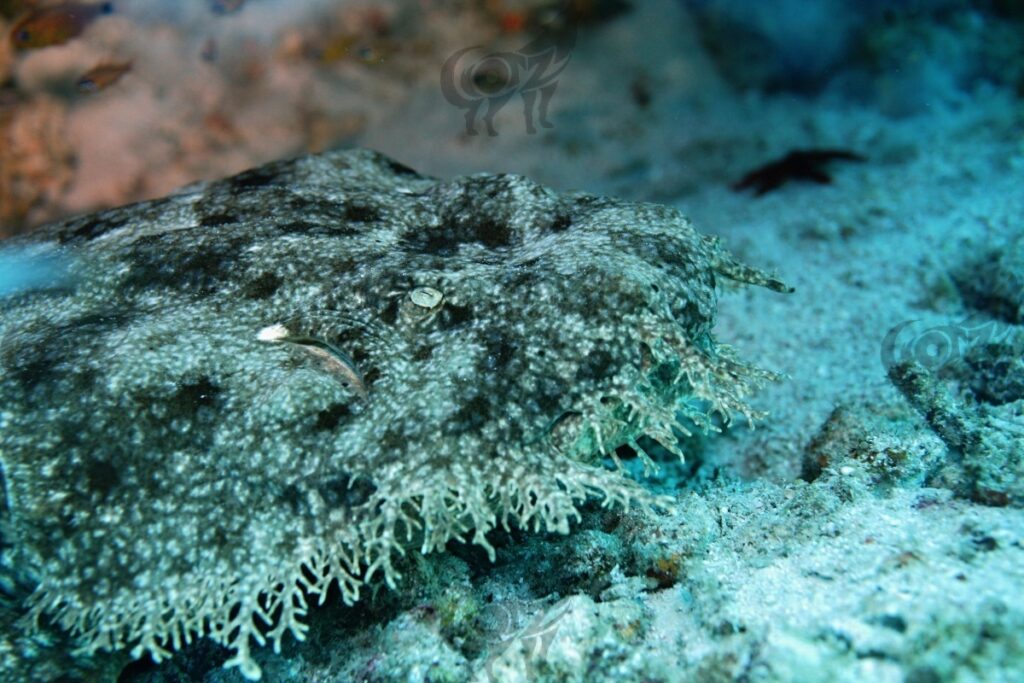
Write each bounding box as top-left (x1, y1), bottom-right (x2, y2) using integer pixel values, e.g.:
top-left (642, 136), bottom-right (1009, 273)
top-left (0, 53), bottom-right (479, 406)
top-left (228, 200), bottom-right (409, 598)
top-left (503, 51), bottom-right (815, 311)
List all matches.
top-left (0, 149), bottom-right (787, 679)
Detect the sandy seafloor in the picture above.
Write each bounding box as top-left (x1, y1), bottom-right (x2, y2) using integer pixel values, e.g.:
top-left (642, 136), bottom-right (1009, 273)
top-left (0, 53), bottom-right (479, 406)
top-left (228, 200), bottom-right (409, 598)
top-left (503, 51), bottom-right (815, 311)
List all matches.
top-left (2, 1), bottom-right (1024, 681)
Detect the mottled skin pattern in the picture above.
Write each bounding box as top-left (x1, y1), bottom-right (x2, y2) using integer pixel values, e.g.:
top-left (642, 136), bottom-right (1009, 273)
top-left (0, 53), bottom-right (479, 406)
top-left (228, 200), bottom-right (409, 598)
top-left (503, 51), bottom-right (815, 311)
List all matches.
top-left (0, 150), bottom-right (788, 678)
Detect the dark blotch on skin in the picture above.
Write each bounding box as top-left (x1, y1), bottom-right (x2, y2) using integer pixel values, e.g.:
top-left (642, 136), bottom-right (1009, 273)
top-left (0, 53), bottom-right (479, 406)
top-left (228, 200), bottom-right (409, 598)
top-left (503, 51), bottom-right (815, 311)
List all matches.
top-left (379, 297), bottom-right (400, 326)
top-left (468, 217), bottom-right (512, 248)
top-left (170, 376), bottom-right (221, 417)
top-left (61, 215), bottom-right (129, 243)
top-left (345, 202), bottom-right (381, 223)
top-left (379, 428), bottom-right (404, 451)
top-left (128, 377), bottom-right (221, 456)
top-left (288, 196), bottom-right (356, 226)
top-left (437, 303), bottom-right (473, 329)
top-left (329, 260), bottom-right (357, 277)
top-left (123, 234), bottom-right (244, 295)
top-left (85, 459), bottom-right (120, 499)
top-left (403, 216), bottom-right (513, 254)
top-left (672, 299), bottom-right (704, 331)
top-left (440, 180), bottom-right (519, 248)
top-left (279, 220), bottom-right (320, 234)
top-left (275, 197), bottom-right (359, 236)
top-left (348, 345), bottom-right (370, 365)
top-left (361, 367), bottom-right (381, 387)
top-left (199, 213), bottom-right (240, 228)
top-left (445, 393), bottom-right (491, 435)
top-left (1, 312), bottom-right (130, 392)
top-left (575, 348), bottom-right (616, 383)
top-left (503, 263), bottom-right (537, 289)
top-left (534, 376), bottom-right (565, 414)
top-left (403, 229), bottom-right (457, 256)
top-left (315, 403), bottom-right (352, 431)
top-left (550, 214), bottom-right (572, 232)
top-left (229, 167), bottom-right (278, 192)
top-left (243, 271), bottom-right (282, 300)
top-left (480, 330), bottom-right (518, 373)
top-left (280, 484), bottom-right (305, 516)
top-left (319, 474), bottom-right (377, 509)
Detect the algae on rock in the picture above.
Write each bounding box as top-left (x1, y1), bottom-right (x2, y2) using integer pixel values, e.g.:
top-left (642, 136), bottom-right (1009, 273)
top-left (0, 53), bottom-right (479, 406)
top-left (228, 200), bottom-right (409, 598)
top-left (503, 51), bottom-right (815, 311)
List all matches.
top-left (0, 149), bottom-right (788, 678)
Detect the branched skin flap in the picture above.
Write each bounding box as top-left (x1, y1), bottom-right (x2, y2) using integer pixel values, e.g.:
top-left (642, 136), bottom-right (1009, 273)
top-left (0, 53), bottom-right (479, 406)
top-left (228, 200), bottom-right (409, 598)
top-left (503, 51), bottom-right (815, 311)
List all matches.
top-left (0, 150), bottom-right (788, 678)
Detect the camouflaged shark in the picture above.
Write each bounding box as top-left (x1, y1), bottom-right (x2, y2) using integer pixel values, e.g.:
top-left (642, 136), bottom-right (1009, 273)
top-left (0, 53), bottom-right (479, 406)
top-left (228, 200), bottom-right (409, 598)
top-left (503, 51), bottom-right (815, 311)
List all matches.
top-left (0, 149), bottom-right (789, 678)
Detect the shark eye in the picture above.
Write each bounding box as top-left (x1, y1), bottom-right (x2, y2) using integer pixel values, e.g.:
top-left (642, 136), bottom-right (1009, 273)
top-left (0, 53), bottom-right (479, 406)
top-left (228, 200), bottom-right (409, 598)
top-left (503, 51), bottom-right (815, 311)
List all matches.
top-left (16, 30), bottom-right (30, 43)
top-left (400, 287), bottom-right (445, 326)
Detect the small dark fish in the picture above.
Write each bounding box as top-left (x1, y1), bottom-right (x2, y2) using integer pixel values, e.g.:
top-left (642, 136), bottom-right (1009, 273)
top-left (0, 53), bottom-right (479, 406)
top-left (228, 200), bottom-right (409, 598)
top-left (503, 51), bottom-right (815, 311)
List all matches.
top-left (77, 60), bottom-right (132, 92)
top-left (10, 1), bottom-right (114, 50)
top-left (733, 149), bottom-right (865, 196)
top-left (210, 0), bottom-right (245, 15)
